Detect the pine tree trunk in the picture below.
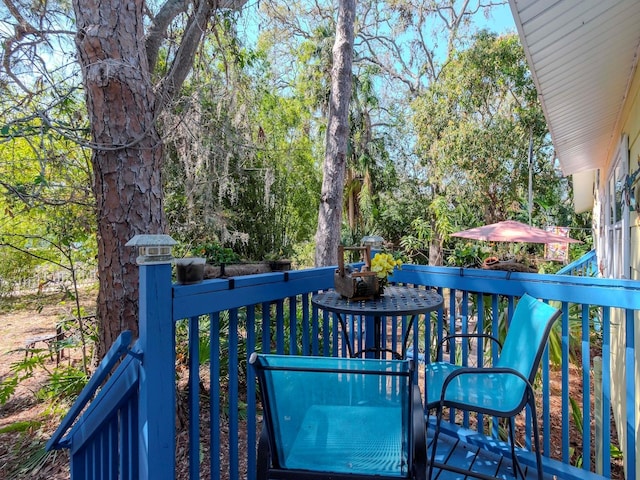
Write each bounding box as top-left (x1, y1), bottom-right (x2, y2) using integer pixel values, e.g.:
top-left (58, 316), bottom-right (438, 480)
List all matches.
top-left (74, 0), bottom-right (166, 358)
top-left (429, 232), bottom-right (444, 266)
top-left (315, 0), bottom-right (356, 267)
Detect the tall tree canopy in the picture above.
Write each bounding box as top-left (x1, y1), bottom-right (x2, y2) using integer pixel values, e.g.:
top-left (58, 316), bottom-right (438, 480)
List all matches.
top-left (0, 0), bottom-right (583, 357)
top-left (259, 0), bottom-right (512, 264)
top-left (411, 31), bottom-right (561, 264)
top-left (315, 0), bottom-right (356, 267)
top-left (1, 0), bottom-right (247, 357)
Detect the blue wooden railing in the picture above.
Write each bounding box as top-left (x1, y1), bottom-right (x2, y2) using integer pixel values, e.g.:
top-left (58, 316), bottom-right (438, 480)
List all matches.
top-left (46, 330), bottom-right (141, 478)
top-left (557, 249), bottom-right (598, 276)
top-left (48, 254), bottom-right (640, 480)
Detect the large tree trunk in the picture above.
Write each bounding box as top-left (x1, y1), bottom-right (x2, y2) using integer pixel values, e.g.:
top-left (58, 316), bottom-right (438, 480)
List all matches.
top-left (74, 0), bottom-right (166, 359)
top-left (429, 226), bottom-right (444, 266)
top-left (314, 0), bottom-right (356, 267)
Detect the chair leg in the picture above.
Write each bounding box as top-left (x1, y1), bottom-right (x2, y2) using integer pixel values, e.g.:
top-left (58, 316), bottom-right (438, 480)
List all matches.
top-left (412, 385), bottom-right (427, 480)
top-left (529, 397), bottom-right (544, 480)
top-left (256, 426), bottom-right (270, 480)
top-left (428, 406), bottom-right (444, 480)
top-left (508, 417), bottom-right (526, 480)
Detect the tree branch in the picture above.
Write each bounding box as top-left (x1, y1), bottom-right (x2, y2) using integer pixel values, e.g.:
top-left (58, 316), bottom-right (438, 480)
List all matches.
top-left (0, 238), bottom-right (70, 271)
top-left (154, 0), bottom-right (216, 113)
top-left (145, 0), bottom-right (190, 74)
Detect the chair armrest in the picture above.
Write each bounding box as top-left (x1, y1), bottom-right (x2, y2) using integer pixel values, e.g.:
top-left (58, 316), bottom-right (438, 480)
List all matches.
top-left (438, 366), bottom-right (535, 416)
top-left (353, 347), bottom-right (403, 360)
top-left (435, 333), bottom-right (502, 361)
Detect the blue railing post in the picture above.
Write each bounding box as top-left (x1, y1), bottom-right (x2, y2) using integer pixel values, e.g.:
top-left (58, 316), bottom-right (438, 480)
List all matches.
top-left (129, 235), bottom-right (176, 480)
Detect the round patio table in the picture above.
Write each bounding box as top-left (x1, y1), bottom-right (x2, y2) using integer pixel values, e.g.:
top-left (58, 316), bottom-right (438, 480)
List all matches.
top-left (312, 285), bottom-right (443, 359)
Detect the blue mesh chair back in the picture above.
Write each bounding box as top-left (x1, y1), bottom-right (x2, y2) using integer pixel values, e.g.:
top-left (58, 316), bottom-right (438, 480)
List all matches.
top-left (426, 293), bottom-right (560, 415)
top-left (494, 293), bottom-right (559, 411)
top-left (251, 354), bottom-right (426, 480)
top-left (426, 293), bottom-right (561, 480)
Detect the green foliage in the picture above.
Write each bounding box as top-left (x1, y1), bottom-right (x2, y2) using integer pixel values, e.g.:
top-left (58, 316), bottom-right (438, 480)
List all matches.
top-left (0, 375), bottom-right (19, 405)
top-left (0, 95), bottom-right (96, 303)
top-left (569, 397), bottom-right (583, 432)
top-left (399, 217), bottom-right (432, 264)
top-left (410, 31), bottom-right (583, 263)
top-left (191, 242), bottom-right (240, 265)
top-left (446, 242), bottom-right (491, 268)
top-left (292, 241), bottom-right (316, 268)
top-left (163, 25), bottom-right (321, 261)
top-left (36, 365), bottom-right (88, 404)
top-left (377, 182), bottom-right (431, 249)
top-left (0, 344), bottom-right (90, 408)
top-left (0, 297), bottom-right (95, 409)
top-left (610, 443), bottom-right (624, 460)
top-left (0, 352), bottom-right (46, 405)
top-left (567, 397), bottom-right (585, 467)
top-left (2, 432), bottom-right (61, 479)
top-left (0, 420), bottom-right (42, 434)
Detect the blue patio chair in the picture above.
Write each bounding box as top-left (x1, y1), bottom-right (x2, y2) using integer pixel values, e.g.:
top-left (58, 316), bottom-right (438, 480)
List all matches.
top-left (426, 293), bottom-right (561, 480)
top-left (250, 353), bottom-right (427, 480)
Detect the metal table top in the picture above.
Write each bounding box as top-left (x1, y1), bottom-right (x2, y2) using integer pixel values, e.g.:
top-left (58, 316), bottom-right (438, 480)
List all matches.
top-left (312, 285), bottom-right (443, 317)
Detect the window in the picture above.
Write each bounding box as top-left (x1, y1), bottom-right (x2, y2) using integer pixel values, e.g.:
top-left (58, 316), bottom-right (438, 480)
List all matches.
top-left (604, 135), bottom-right (630, 279)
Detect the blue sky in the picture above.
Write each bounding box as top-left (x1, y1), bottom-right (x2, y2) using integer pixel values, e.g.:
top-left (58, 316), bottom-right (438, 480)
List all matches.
top-left (238, 1), bottom-right (518, 48)
top-left (477, 3), bottom-right (517, 34)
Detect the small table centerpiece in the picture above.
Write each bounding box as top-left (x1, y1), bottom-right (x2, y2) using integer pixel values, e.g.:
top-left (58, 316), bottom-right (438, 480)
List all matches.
top-left (371, 252), bottom-right (402, 294)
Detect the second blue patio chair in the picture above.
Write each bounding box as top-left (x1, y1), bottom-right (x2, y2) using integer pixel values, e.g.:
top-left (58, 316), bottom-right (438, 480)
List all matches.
top-left (426, 293), bottom-right (561, 480)
top-left (251, 353), bottom-right (427, 480)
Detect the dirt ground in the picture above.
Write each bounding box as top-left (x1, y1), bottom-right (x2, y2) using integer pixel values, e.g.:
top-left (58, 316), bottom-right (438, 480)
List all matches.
top-left (0, 288), bottom-right (96, 479)
top-left (0, 288), bottom-right (625, 479)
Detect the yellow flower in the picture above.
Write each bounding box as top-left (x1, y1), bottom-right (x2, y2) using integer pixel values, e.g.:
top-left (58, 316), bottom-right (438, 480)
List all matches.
top-left (371, 252), bottom-right (401, 279)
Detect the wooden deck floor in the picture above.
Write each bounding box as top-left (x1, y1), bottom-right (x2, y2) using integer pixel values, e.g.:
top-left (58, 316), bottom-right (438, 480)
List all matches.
top-left (424, 418), bottom-right (613, 480)
top-left (428, 426), bottom-right (543, 480)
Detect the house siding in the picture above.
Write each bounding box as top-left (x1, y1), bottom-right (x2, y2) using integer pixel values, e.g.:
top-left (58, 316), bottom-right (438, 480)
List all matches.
top-left (601, 61), bottom-right (640, 479)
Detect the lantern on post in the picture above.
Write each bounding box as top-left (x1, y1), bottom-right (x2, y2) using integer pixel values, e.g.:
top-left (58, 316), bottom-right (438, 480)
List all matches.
top-left (361, 235), bottom-right (385, 256)
top-left (125, 234), bottom-right (177, 265)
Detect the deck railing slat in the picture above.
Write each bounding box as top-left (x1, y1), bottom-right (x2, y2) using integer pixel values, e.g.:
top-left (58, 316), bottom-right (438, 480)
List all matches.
top-left (210, 311), bottom-right (221, 478)
top-left (602, 307), bottom-right (611, 477)
top-left (246, 305), bottom-right (257, 480)
top-left (542, 340), bottom-right (550, 458)
top-left (476, 294), bottom-right (485, 432)
top-left (289, 296), bottom-right (298, 355)
top-left (561, 302), bottom-right (570, 464)
top-left (447, 290), bottom-right (457, 425)
top-left (461, 290), bottom-right (470, 428)
top-left (301, 294), bottom-right (310, 355)
top-left (188, 315), bottom-right (200, 480)
top-left (625, 307), bottom-right (636, 478)
top-left (581, 304), bottom-right (592, 471)
top-left (229, 308), bottom-right (240, 480)
top-left (491, 294), bottom-right (500, 440)
top-left (109, 415), bottom-right (118, 477)
top-left (275, 300), bottom-right (284, 353)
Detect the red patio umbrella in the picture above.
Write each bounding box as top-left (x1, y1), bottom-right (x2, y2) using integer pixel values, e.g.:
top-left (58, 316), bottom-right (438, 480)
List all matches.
top-left (450, 220), bottom-right (582, 244)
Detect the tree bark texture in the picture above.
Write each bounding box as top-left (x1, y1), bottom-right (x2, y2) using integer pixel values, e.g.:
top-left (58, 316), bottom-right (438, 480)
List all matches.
top-left (314, 0), bottom-right (356, 267)
top-left (74, 0), bottom-right (166, 358)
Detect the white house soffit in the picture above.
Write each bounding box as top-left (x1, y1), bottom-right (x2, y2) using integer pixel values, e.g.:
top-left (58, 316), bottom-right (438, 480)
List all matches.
top-left (509, 0), bottom-right (640, 176)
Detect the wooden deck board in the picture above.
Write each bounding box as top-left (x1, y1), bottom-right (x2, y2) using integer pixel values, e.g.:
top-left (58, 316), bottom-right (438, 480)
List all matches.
top-left (428, 426), bottom-right (552, 480)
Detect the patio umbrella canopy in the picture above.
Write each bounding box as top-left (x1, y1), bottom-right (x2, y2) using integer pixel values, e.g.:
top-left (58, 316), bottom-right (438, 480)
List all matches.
top-left (451, 220), bottom-right (582, 244)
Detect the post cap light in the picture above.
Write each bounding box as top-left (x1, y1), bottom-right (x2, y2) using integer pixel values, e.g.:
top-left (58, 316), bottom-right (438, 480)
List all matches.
top-left (126, 234), bottom-right (177, 265)
top-left (361, 235), bottom-right (384, 249)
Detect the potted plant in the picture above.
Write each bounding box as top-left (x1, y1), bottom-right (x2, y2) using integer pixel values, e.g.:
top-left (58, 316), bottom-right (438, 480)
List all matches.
top-left (265, 251), bottom-right (292, 271)
top-left (174, 257), bottom-right (206, 284)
